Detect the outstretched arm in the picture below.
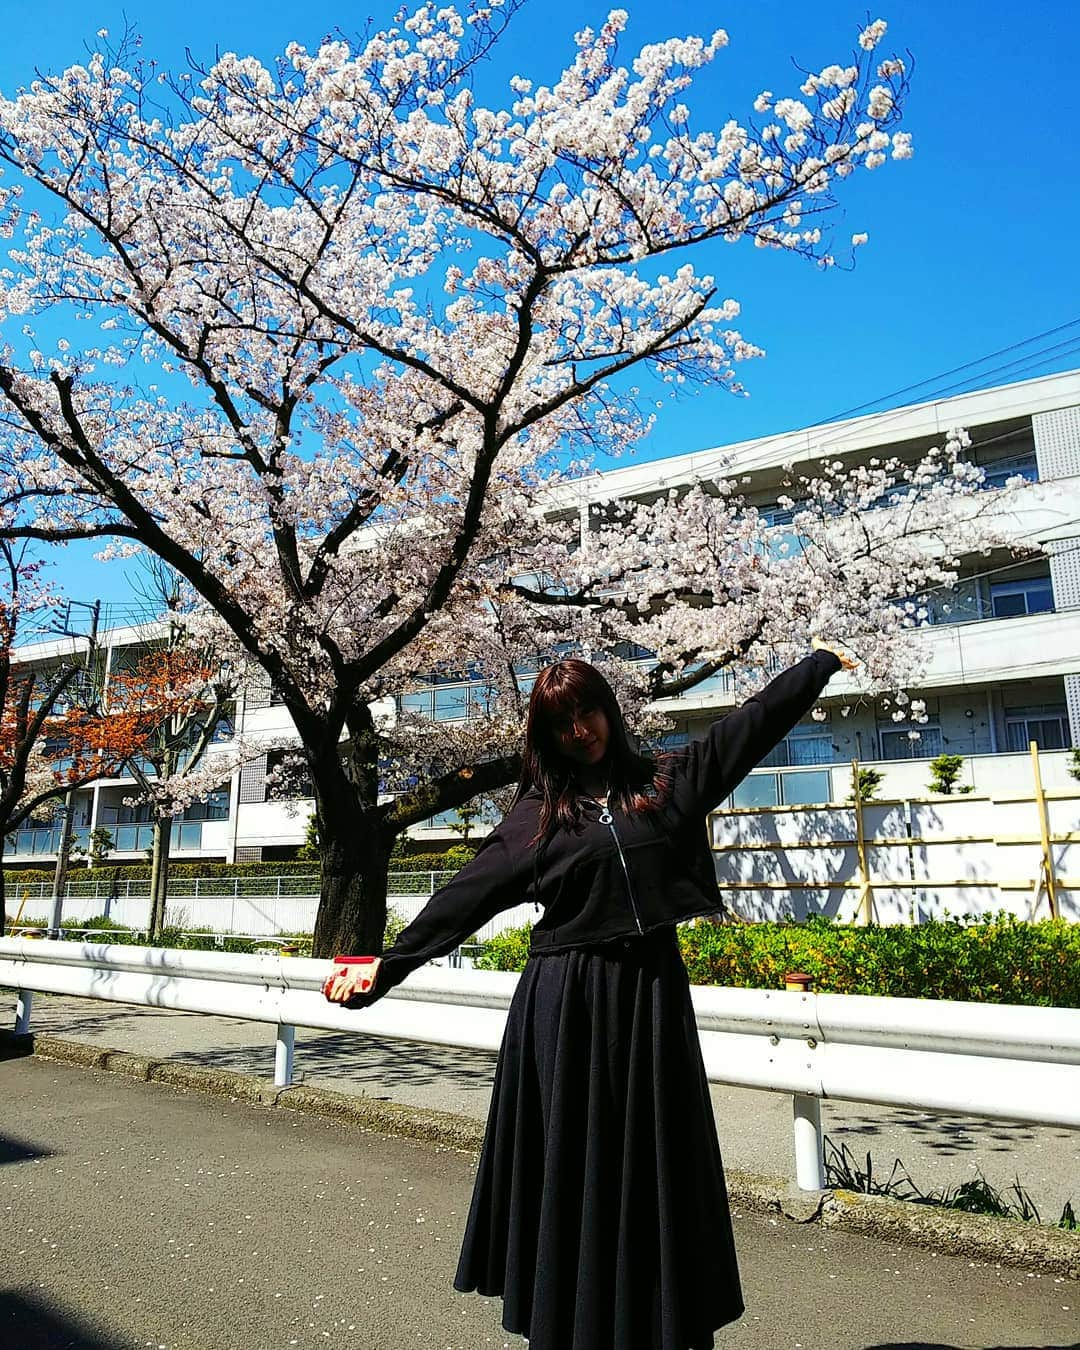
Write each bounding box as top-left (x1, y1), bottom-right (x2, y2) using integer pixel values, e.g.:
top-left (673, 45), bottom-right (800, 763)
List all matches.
top-left (325, 800), bottom-right (534, 1007)
top-left (675, 647), bottom-right (847, 814)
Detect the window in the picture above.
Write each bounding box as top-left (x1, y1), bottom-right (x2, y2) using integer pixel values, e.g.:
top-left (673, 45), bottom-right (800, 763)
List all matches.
top-left (266, 750), bottom-right (313, 801)
top-left (731, 774), bottom-right (779, 809)
top-left (434, 684), bottom-right (471, 721)
top-left (879, 723), bottom-right (943, 760)
top-left (990, 575), bottom-right (1054, 618)
top-left (922, 578), bottom-right (985, 626)
top-left (419, 797), bottom-right (501, 829)
top-left (182, 786), bottom-right (231, 821)
top-left (760, 719), bottom-right (835, 768)
top-left (779, 769), bottom-right (833, 805)
top-left (1005, 706), bottom-right (1069, 752)
top-left (730, 768), bottom-right (832, 808)
top-left (399, 681), bottom-right (495, 722)
top-left (978, 451), bottom-right (1038, 490)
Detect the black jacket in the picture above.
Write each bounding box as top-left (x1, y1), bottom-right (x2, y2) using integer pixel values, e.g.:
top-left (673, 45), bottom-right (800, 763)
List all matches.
top-left (366, 649), bottom-right (842, 1000)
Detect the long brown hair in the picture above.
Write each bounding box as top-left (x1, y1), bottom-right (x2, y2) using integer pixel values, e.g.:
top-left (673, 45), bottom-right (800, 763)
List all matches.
top-left (512, 658), bottom-right (671, 842)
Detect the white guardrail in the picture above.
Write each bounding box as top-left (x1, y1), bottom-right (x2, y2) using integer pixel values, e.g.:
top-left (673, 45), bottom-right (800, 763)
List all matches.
top-left (2, 936), bottom-right (1079, 1191)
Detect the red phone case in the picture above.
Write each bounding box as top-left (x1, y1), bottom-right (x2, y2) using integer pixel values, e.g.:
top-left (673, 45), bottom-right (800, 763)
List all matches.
top-left (329, 955), bottom-right (380, 995)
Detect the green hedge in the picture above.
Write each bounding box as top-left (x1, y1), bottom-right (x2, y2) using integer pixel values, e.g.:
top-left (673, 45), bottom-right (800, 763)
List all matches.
top-left (475, 914), bottom-right (1080, 1008)
top-left (3, 860), bottom-right (320, 884)
top-left (4, 854), bottom-right (469, 886)
top-left (13, 908), bottom-right (406, 956)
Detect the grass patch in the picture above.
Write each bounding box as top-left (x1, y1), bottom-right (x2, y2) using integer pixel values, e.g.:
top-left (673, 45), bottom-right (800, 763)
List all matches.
top-left (824, 1138), bottom-right (1078, 1230)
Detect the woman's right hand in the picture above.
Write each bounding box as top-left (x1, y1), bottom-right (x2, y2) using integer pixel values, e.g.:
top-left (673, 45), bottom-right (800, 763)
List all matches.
top-left (322, 959), bottom-right (380, 1004)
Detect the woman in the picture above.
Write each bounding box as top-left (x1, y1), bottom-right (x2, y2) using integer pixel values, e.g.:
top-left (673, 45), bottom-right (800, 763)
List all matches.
top-left (325, 640), bottom-right (854, 1349)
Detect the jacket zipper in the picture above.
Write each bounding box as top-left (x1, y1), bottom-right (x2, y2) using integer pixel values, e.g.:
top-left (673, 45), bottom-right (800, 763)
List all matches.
top-left (598, 806), bottom-right (645, 935)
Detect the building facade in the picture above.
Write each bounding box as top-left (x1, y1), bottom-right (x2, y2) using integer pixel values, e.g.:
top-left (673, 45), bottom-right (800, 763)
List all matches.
top-left (7, 367), bottom-right (1080, 869)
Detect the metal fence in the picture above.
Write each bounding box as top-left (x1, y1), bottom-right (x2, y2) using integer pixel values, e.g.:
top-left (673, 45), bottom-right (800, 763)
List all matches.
top-left (4, 936), bottom-right (1078, 1192)
top-left (5, 871), bottom-right (539, 945)
top-left (6, 870), bottom-right (455, 904)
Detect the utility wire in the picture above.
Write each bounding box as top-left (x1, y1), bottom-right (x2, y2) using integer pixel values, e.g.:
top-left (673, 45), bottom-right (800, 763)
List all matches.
top-left (671, 322), bottom-right (1080, 483)
top-left (26, 324), bottom-right (1080, 627)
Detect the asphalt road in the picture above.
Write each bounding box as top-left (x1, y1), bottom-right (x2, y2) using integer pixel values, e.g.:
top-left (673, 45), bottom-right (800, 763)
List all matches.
top-left (20, 994), bottom-right (1080, 1222)
top-left (1, 1055), bottom-right (1077, 1350)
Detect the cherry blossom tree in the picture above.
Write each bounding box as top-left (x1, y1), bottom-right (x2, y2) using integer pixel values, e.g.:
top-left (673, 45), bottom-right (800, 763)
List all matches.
top-left (0, 7), bottom-right (1027, 954)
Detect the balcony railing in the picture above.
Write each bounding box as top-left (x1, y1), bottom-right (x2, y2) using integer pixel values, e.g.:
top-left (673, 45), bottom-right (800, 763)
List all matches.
top-left (4, 821), bottom-right (204, 857)
top-left (4, 827), bottom-right (90, 857)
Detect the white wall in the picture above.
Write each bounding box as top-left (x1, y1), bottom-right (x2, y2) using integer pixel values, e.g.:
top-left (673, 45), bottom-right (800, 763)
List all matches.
top-left (710, 790), bottom-right (1079, 924)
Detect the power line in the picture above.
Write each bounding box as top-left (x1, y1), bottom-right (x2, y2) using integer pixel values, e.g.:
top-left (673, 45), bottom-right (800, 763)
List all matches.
top-left (29, 325), bottom-right (1080, 631)
top-left (807, 317), bottom-right (1080, 424)
top-left (675, 322), bottom-right (1080, 484)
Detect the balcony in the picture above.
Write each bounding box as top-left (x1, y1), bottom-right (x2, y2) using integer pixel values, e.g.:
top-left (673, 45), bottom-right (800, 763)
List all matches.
top-left (5, 826), bottom-right (91, 857)
top-left (913, 607), bottom-right (1080, 686)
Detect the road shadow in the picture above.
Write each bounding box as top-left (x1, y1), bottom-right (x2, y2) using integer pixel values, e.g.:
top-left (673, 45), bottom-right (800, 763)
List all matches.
top-left (174, 1029), bottom-right (499, 1096)
top-left (0, 1131), bottom-right (54, 1166)
top-left (0, 1030), bottom-right (34, 1060)
top-left (865, 1343), bottom-right (1080, 1349)
top-left (9, 999), bottom-right (499, 1097)
top-left (0, 1291), bottom-right (138, 1348)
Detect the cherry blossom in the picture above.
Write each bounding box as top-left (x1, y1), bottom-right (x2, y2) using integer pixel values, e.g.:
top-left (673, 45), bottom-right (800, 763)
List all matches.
top-left (0, 6), bottom-right (1006, 955)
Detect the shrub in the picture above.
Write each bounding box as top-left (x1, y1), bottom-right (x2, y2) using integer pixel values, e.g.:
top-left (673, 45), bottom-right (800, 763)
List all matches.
top-left (441, 843), bottom-right (478, 867)
top-left (473, 913), bottom-right (1080, 1007)
top-left (927, 753), bottom-right (974, 795)
top-left (474, 924), bottom-right (533, 972)
top-left (847, 767), bottom-right (885, 802)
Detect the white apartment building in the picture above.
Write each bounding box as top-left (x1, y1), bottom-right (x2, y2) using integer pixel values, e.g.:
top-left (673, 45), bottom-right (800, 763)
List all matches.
top-left (7, 366), bottom-right (1080, 869)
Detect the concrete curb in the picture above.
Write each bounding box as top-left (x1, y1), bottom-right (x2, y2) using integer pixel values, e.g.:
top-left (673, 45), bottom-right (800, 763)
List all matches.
top-left (5, 1030), bottom-right (1078, 1281)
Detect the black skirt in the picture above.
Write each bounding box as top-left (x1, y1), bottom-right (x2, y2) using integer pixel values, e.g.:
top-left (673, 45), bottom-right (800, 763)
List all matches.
top-left (455, 926), bottom-right (744, 1350)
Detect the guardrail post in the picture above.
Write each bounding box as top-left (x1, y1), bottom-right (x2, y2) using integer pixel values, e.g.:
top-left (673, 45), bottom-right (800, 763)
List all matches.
top-left (14, 988), bottom-right (33, 1035)
top-left (785, 972), bottom-right (825, 1189)
top-left (792, 1093), bottom-right (825, 1190)
top-left (275, 1023), bottom-right (296, 1087)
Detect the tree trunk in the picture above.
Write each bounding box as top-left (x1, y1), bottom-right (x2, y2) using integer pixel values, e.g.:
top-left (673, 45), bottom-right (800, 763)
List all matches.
top-left (312, 828), bottom-right (391, 958)
top-left (148, 818), bottom-right (172, 943)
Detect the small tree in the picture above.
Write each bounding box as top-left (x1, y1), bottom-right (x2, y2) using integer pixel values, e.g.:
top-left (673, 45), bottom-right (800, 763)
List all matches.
top-left (70, 825), bottom-right (115, 868)
top-left (847, 767), bottom-right (885, 803)
top-left (927, 753), bottom-right (973, 795)
top-left (1067, 749), bottom-right (1080, 783)
top-left (448, 803), bottom-right (480, 847)
top-left (106, 561), bottom-right (265, 941)
top-left (297, 813), bottom-right (322, 863)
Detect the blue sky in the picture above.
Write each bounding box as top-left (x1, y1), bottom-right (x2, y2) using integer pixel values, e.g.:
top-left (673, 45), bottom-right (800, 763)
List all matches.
top-left (3, 0), bottom-right (1078, 620)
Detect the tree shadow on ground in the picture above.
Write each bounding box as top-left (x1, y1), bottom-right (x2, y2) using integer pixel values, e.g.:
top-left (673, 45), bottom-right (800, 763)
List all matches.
top-left (9, 995), bottom-right (499, 1098)
top-left (0, 1292), bottom-right (138, 1349)
top-left (188, 1029), bottom-right (499, 1097)
top-left (825, 1103), bottom-right (1078, 1155)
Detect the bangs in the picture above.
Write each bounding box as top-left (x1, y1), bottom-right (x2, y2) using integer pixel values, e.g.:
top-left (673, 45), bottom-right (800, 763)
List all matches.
top-left (529, 660), bottom-right (611, 726)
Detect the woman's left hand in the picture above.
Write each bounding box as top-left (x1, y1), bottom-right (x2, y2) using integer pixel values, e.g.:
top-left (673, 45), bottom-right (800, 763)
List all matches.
top-left (811, 636), bottom-right (859, 671)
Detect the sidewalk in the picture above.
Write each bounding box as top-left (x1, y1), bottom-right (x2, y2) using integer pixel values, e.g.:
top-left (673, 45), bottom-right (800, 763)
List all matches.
top-left (15, 991), bottom-right (1080, 1221)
